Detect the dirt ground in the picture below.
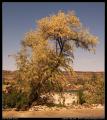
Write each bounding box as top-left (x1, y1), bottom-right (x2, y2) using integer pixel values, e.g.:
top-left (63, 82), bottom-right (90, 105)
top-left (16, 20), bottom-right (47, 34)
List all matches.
top-left (3, 108), bottom-right (105, 119)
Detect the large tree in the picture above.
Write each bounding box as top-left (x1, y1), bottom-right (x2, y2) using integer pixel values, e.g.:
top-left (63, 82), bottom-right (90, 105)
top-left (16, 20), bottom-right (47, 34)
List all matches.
top-left (15, 10), bottom-right (98, 105)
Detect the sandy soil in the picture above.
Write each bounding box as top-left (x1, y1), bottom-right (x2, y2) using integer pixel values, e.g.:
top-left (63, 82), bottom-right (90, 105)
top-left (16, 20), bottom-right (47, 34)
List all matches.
top-left (3, 108), bottom-right (105, 119)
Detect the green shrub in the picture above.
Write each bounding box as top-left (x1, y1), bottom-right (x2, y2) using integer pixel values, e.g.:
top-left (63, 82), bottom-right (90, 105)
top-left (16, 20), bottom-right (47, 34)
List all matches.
top-left (2, 86), bottom-right (29, 109)
top-left (2, 90), bottom-right (17, 108)
top-left (15, 92), bottom-right (29, 109)
top-left (78, 89), bottom-right (85, 105)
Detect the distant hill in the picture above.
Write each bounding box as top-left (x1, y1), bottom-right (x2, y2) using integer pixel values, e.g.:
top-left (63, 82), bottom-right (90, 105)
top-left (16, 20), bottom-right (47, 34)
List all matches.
top-left (2, 70), bottom-right (104, 84)
top-left (2, 70), bottom-right (17, 83)
top-left (63, 71), bottom-right (104, 82)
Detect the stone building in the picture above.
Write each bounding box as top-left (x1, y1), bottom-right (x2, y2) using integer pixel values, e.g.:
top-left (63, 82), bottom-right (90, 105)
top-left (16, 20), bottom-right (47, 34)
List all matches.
top-left (41, 87), bottom-right (80, 106)
top-left (51, 90), bottom-right (79, 106)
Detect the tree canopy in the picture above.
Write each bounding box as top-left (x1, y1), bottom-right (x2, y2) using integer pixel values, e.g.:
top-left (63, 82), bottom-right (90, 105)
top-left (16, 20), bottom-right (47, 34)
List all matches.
top-left (15, 10), bottom-right (99, 104)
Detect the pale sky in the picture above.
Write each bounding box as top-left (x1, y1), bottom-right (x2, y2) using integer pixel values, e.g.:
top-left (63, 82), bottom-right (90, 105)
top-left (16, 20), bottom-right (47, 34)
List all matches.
top-left (3, 2), bottom-right (105, 71)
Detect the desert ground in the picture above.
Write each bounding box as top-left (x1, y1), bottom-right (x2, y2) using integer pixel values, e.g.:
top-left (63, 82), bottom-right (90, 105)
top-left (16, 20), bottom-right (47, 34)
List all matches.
top-left (3, 107), bottom-right (104, 118)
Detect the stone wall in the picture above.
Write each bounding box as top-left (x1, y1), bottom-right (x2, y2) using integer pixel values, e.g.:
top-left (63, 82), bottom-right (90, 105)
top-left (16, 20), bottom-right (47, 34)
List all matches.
top-left (52, 92), bottom-right (79, 106)
top-left (41, 92), bottom-right (79, 106)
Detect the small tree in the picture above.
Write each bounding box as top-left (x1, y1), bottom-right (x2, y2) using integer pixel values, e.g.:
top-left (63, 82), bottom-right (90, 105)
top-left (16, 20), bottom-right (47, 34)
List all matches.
top-left (15, 10), bottom-right (98, 106)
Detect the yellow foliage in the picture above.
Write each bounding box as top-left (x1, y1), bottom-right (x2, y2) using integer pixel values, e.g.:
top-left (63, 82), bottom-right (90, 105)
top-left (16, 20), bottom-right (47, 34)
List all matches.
top-left (15, 10), bottom-right (99, 97)
top-left (37, 10), bottom-right (80, 40)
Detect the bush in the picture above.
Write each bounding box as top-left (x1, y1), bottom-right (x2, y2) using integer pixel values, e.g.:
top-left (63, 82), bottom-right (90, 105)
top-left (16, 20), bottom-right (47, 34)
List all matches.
top-left (2, 90), bottom-right (17, 108)
top-left (15, 92), bottom-right (29, 110)
top-left (2, 86), bottom-right (29, 110)
top-left (83, 74), bottom-right (104, 105)
top-left (78, 89), bottom-right (85, 105)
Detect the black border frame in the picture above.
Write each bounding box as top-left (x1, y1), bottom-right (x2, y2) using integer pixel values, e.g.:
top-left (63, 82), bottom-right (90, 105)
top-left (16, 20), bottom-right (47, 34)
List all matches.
top-left (1, 1), bottom-right (106, 120)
